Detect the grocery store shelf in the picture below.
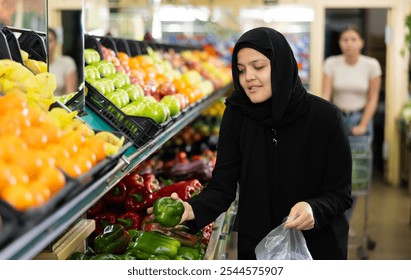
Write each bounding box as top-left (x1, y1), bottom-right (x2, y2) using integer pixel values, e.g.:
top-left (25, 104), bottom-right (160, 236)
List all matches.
top-left (0, 84), bottom-right (232, 260)
top-left (105, 83), bottom-right (233, 187)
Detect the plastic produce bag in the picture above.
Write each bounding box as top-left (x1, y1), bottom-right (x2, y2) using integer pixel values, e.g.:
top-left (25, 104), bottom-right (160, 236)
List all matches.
top-left (255, 220), bottom-right (313, 260)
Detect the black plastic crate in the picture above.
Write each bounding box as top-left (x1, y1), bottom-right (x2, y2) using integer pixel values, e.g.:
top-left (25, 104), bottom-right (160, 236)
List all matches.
top-left (0, 130), bottom-right (132, 230)
top-left (0, 200), bottom-right (19, 249)
top-left (65, 89), bottom-right (86, 116)
top-left (0, 31), bottom-right (12, 59)
top-left (126, 39), bottom-right (142, 56)
top-left (0, 174), bottom-right (79, 229)
top-left (17, 29), bottom-right (47, 62)
top-left (98, 36), bottom-right (118, 55)
top-left (112, 38), bottom-right (131, 56)
top-left (1, 26), bottom-right (24, 64)
top-left (84, 34), bottom-right (104, 61)
top-left (63, 130), bottom-right (133, 201)
top-left (85, 81), bottom-right (164, 147)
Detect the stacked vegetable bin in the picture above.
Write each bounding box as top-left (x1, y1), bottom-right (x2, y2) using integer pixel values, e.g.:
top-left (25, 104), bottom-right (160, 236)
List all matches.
top-left (0, 27), bottom-right (234, 260)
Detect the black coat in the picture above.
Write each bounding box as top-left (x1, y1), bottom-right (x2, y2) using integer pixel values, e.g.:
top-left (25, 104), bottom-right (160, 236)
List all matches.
top-left (188, 27), bottom-right (352, 260)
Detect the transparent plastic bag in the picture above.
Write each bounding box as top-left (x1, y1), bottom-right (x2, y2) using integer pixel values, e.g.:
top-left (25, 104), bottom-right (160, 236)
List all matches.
top-left (255, 220), bottom-right (313, 260)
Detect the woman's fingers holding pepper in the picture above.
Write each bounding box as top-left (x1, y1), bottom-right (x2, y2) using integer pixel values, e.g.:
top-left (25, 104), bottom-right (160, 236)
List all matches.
top-left (169, 192), bottom-right (196, 223)
top-left (147, 193), bottom-right (180, 215)
top-left (170, 192), bottom-right (181, 200)
top-left (180, 201), bottom-right (195, 223)
top-left (146, 193), bottom-right (195, 225)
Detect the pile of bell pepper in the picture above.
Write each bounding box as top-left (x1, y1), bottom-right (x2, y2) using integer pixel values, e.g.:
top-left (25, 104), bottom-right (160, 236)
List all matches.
top-left (77, 168), bottom-right (213, 260)
top-left (68, 222), bottom-right (207, 260)
top-left (87, 171), bottom-right (202, 234)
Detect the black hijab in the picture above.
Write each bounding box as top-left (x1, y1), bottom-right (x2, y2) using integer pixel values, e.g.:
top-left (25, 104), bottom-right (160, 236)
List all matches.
top-left (224, 27), bottom-right (310, 244)
top-left (226, 27), bottom-right (308, 128)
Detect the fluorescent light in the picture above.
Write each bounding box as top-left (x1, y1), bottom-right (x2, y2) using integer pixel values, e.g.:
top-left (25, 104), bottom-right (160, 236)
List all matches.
top-left (241, 5), bottom-right (314, 23)
top-left (159, 6), bottom-right (209, 22)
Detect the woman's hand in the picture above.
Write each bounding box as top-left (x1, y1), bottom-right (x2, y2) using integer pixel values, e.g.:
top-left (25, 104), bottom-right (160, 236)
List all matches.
top-left (351, 125), bottom-right (367, 136)
top-left (283, 201), bottom-right (314, 230)
top-left (147, 192), bottom-right (195, 224)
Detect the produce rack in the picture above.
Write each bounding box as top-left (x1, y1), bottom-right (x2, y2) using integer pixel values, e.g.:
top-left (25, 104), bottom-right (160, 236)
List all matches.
top-left (1, 26), bottom-right (84, 113)
top-left (0, 82), bottom-right (234, 260)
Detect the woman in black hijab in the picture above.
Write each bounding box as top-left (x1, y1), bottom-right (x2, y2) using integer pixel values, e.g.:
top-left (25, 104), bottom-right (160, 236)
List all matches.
top-left (154, 27), bottom-right (352, 260)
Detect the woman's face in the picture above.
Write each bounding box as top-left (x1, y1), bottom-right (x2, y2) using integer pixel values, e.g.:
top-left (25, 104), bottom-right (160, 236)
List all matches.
top-left (237, 47), bottom-right (272, 104)
top-left (48, 31), bottom-right (57, 55)
top-left (339, 29), bottom-right (363, 57)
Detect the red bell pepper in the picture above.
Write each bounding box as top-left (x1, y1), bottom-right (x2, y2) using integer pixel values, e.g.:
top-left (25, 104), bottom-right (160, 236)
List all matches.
top-left (93, 212), bottom-right (117, 235)
top-left (143, 220), bottom-right (198, 247)
top-left (141, 213), bottom-right (157, 231)
top-left (143, 174), bottom-right (160, 192)
top-left (201, 222), bottom-right (214, 245)
top-left (177, 151), bottom-right (189, 163)
top-left (117, 211), bottom-right (143, 230)
top-left (157, 179), bottom-right (203, 201)
top-left (133, 160), bottom-right (154, 176)
top-left (121, 172), bottom-right (144, 189)
top-left (103, 182), bottom-right (127, 206)
top-left (124, 185), bottom-right (158, 212)
top-left (86, 199), bottom-right (106, 218)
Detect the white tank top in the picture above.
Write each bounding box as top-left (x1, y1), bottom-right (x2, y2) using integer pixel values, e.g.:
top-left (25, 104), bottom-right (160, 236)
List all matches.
top-left (323, 54), bottom-right (381, 112)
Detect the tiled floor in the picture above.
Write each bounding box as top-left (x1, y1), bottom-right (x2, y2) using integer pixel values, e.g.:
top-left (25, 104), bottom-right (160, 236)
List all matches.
top-left (348, 171), bottom-right (411, 260)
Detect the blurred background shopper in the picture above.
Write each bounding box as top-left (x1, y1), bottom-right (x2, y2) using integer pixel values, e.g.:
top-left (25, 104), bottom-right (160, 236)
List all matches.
top-left (48, 27), bottom-right (78, 96)
top-left (322, 26), bottom-right (382, 222)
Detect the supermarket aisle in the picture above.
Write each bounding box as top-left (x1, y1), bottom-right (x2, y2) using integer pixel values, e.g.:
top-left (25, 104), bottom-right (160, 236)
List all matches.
top-left (348, 171), bottom-right (411, 260)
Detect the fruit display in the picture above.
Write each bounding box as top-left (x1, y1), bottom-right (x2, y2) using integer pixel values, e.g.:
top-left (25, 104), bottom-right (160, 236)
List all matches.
top-left (0, 43), bottom-right (129, 215)
top-left (20, 50), bottom-right (47, 75)
top-left (0, 59), bottom-right (56, 111)
top-left (0, 92), bottom-right (127, 211)
top-left (84, 45), bottom-right (172, 124)
top-left (0, 27), bottom-right (232, 260)
top-left (157, 97), bottom-right (225, 159)
top-left (84, 34), bottom-right (231, 131)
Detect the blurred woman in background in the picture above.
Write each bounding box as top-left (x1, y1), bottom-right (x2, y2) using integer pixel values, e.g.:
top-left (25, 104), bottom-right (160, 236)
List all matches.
top-left (48, 27), bottom-right (78, 96)
top-left (322, 26), bottom-right (382, 222)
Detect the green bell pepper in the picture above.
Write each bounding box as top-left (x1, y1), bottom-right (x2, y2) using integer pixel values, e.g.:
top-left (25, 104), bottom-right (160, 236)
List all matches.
top-left (153, 197), bottom-right (184, 227)
top-left (176, 246), bottom-right (201, 260)
top-left (93, 224), bottom-right (130, 254)
top-left (148, 255), bottom-right (170, 260)
top-left (90, 254), bottom-right (136, 260)
top-left (66, 252), bottom-right (92, 260)
top-left (129, 249), bottom-right (169, 260)
top-left (130, 249), bottom-right (153, 260)
top-left (128, 229), bottom-right (144, 242)
top-left (133, 231), bottom-right (181, 259)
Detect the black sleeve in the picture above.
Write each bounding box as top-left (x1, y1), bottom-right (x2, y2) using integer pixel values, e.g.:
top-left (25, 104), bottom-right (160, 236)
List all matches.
top-left (306, 112), bottom-right (353, 229)
top-left (186, 105), bottom-right (242, 233)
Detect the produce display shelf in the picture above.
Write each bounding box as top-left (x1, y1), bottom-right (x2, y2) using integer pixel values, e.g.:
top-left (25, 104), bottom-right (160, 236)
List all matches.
top-left (0, 83), bottom-right (233, 260)
top-left (106, 83), bottom-right (234, 181)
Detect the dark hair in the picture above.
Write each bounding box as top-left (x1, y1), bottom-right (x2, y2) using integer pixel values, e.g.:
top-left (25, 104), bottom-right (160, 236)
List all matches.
top-left (339, 25), bottom-right (363, 39)
top-left (48, 27), bottom-right (57, 39)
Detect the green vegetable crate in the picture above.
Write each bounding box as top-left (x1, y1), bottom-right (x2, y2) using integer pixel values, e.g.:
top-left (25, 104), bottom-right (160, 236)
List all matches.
top-left (349, 136), bottom-right (372, 195)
